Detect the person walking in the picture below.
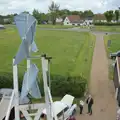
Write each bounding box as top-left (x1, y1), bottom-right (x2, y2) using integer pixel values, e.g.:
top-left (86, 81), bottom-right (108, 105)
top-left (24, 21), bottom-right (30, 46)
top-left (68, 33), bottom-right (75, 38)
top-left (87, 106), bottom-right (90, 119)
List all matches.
top-left (86, 94), bottom-right (94, 115)
top-left (79, 100), bottom-right (84, 114)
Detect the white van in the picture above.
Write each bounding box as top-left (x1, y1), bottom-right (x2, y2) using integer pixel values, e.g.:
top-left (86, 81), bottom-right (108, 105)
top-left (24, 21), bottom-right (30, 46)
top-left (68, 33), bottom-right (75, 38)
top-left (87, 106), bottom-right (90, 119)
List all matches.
top-left (42, 94), bottom-right (77, 120)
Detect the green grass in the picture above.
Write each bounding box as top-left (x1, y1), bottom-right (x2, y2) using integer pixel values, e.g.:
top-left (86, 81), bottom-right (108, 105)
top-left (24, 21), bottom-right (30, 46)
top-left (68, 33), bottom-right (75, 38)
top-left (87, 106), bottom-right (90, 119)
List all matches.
top-left (92, 26), bottom-right (120, 32)
top-left (37, 24), bottom-right (74, 29)
top-left (4, 24), bottom-right (74, 29)
top-left (0, 26), bottom-right (95, 81)
top-left (104, 34), bottom-right (120, 80)
top-left (104, 34), bottom-right (120, 54)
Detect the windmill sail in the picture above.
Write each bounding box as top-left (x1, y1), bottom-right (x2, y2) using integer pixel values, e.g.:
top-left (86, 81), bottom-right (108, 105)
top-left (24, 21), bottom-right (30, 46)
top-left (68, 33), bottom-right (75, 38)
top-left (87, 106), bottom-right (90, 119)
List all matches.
top-left (14, 40), bottom-right (29, 65)
top-left (14, 13), bottom-right (38, 65)
top-left (20, 64), bottom-right (41, 100)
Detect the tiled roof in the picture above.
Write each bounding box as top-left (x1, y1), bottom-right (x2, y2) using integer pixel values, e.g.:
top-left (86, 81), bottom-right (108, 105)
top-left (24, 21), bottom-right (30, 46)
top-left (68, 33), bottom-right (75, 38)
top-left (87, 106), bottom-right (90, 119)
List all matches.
top-left (94, 14), bottom-right (106, 20)
top-left (67, 15), bottom-right (82, 23)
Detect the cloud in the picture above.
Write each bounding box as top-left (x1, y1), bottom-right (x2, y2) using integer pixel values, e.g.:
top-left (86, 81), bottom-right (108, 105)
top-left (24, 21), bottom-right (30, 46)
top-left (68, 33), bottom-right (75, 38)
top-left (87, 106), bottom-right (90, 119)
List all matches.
top-left (0, 0), bottom-right (119, 15)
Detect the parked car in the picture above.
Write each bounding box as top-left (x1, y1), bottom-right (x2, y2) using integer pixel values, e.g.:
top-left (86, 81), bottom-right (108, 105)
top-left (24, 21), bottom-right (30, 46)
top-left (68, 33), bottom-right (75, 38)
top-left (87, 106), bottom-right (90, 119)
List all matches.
top-left (110, 51), bottom-right (120, 59)
top-left (42, 94), bottom-right (77, 120)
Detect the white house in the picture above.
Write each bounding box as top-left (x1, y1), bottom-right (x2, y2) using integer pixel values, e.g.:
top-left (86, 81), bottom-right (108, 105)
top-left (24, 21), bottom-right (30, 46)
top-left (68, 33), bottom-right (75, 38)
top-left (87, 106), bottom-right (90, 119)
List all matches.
top-left (111, 20), bottom-right (117, 23)
top-left (63, 15), bottom-right (83, 26)
top-left (83, 16), bottom-right (93, 25)
top-left (56, 17), bottom-right (63, 23)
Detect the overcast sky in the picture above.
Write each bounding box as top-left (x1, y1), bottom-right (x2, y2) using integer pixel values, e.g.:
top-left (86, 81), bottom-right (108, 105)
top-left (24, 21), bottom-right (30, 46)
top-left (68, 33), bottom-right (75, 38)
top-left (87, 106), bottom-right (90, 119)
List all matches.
top-left (0, 0), bottom-right (120, 15)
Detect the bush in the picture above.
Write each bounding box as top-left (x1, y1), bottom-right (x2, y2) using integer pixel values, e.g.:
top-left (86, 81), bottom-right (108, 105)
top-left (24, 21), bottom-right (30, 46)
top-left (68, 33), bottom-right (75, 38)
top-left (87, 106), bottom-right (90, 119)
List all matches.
top-left (0, 72), bottom-right (23, 90)
top-left (0, 72), bottom-right (13, 88)
top-left (40, 74), bottom-right (87, 98)
top-left (94, 22), bottom-right (120, 26)
top-left (0, 73), bottom-right (87, 98)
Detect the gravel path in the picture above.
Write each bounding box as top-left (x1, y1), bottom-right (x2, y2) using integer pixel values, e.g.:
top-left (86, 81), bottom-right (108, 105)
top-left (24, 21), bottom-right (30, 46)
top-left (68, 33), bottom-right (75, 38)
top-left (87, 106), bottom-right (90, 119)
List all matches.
top-left (75, 33), bottom-right (116, 120)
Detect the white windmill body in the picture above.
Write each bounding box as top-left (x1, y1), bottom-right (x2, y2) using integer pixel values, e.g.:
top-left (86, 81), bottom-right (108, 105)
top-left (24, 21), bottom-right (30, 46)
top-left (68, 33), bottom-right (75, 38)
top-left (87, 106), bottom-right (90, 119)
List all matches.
top-left (3, 13), bottom-right (56, 120)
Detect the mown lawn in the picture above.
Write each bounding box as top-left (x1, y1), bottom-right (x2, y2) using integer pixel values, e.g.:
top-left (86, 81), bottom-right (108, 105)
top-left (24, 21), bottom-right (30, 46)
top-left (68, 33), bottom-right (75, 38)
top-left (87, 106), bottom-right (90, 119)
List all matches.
top-left (5, 24), bottom-right (74, 29)
top-left (0, 26), bottom-right (95, 83)
top-left (104, 34), bottom-right (120, 54)
top-left (37, 24), bottom-right (74, 29)
top-left (104, 34), bottom-right (120, 80)
top-left (92, 26), bottom-right (120, 32)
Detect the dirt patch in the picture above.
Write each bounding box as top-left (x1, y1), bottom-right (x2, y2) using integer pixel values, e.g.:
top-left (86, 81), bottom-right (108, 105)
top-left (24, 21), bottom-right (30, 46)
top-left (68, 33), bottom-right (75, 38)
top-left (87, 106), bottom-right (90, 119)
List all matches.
top-left (76, 33), bottom-right (116, 120)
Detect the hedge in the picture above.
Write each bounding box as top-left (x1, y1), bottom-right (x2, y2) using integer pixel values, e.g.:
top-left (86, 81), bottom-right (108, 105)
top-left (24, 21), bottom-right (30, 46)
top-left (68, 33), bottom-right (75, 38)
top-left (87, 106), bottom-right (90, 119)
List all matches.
top-left (0, 72), bottom-right (87, 98)
top-left (94, 22), bottom-right (120, 26)
top-left (0, 72), bottom-right (23, 90)
top-left (40, 74), bottom-right (87, 97)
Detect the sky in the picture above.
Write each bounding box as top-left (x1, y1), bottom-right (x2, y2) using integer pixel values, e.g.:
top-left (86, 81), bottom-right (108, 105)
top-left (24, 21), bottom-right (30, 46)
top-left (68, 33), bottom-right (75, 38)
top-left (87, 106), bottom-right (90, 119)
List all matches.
top-left (0, 0), bottom-right (120, 15)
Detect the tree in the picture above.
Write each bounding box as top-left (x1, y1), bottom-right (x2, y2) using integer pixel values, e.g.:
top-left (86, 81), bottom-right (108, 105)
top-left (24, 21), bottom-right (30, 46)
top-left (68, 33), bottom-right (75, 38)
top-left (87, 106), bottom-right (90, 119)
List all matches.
top-left (22, 11), bottom-right (30, 14)
top-left (0, 18), bottom-right (4, 24)
top-left (104, 10), bottom-right (114, 22)
top-left (40, 13), bottom-right (49, 23)
top-left (49, 1), bottom-right (60, 25)
top-left (115, 10), bottom-right (119, 22)
top-left (71, 11), bottom-right (80, 15)
top-left (83, 10), bottom-right (94, 18)
top-left (57, 9), bottom-right (71, 20)
top-left (32, 9), bottom-right (41, 24)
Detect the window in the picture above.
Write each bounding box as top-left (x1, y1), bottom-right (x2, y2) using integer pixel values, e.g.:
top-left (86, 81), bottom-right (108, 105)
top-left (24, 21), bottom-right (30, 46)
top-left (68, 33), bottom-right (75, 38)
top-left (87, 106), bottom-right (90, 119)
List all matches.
top-left (64, 107), bottom-right (69, 113)
top-left (57, 110), bottom-right (63, 118)
top-left (67, 22), bottom-right (69, 24)
top-left (66, 18), bottom-right (68, 21)
top-left (0, 94), bottom-right (2, 102)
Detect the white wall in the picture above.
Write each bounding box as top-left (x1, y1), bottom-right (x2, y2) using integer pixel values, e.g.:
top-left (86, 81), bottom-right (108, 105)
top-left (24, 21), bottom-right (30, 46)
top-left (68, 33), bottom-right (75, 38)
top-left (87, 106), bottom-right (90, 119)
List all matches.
top-left (101, 20), bottom-right (107, 22)
top-left (111, 20), bottom-right (117, 23)
top-left (56, 18), bottom-right (63, 23)
top-left (63, 17), bottom-right (72, 25)
top-left (84, 20), bottom-right (93, 25)
top-left (95, 20), bottom-right (107, 23)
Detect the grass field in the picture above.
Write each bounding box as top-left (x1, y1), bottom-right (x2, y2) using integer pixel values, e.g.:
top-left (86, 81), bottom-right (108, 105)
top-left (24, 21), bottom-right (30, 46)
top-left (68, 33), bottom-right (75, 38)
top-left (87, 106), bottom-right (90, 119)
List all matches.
top-left (104, 34), bottom-right (120, 80)
top-left (92, 26), bottom-right (120, 32)
top-left (5, 24), bottom-right (74, 29)
top-left (36, 24), bottom-right (74, 29)
top-left (104, 34), bottom-right (120, 54)
top-left (0, 26), bottom-right (95, 81)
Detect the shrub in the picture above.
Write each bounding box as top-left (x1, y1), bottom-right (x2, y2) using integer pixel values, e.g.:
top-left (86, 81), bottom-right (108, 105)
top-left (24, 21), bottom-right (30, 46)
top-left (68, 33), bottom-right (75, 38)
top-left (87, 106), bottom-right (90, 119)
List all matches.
top-left (0, 72), bottom-right (13, 88)
top-left (40, 74), bottom-right (87, 98)
top-left (0, 73), bottom-right (87, 98)
top-left (0, 72), bottom-right (23, 91)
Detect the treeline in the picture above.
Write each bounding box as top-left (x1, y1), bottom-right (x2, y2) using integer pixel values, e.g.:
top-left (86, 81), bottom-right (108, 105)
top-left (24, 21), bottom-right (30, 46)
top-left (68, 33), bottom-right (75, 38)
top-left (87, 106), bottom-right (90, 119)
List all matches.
top-left (0, 1), bottom-right (119, 25)
top-left (0, 1), bottom-right (94, 25)
top-left (0, 11), bottom-right (94, 25)
top-left (104, 10), bottom-right (120, 22)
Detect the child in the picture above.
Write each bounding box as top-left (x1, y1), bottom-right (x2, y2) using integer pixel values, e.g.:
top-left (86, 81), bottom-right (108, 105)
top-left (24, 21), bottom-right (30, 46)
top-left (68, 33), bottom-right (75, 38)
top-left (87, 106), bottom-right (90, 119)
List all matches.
top-left (79, 100), bottom-right (84, 114)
